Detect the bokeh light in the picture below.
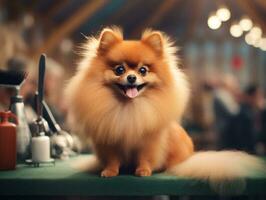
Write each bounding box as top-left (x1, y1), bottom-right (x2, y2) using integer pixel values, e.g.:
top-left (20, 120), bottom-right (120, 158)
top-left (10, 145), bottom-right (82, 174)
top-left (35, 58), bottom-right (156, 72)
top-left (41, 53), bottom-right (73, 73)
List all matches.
top-left (208, 14), bottom-right (222, 30)
top-left (245, 33), bottom-right (255, 45)
top-left (249, 26), bottom-right (262, 39)
top-left (259, 37), bottom-right (266, 51)
top-left (216, 6), bottom-right (231, 22)
top-left (239, 17), bottom-right (253, 31)
top-left (230, 23), bottom-right (243, 38)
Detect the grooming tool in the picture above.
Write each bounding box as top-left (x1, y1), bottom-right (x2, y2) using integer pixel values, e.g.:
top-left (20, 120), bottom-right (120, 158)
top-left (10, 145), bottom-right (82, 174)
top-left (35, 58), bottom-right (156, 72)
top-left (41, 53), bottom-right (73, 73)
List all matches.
top-left (0, 70), bottom-right (31, 162)
top-left (0, 70), bottom-right (27, 88)
top-left (0, 111), bottom-right (18, 170)
top-left (42, 100), bottom-right (61, 134)
top-left (43, 100), bottom-right (79, 159)
top-left (27, 54), bottom-right (54, 166)
top-left (30, 93), bottom-right (50, 135)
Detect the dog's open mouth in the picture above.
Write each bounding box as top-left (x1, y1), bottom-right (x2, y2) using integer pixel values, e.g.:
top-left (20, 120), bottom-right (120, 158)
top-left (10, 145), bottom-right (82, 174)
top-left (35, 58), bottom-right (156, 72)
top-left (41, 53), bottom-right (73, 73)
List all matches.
top-left (115, 83), bottom-right (147, 98)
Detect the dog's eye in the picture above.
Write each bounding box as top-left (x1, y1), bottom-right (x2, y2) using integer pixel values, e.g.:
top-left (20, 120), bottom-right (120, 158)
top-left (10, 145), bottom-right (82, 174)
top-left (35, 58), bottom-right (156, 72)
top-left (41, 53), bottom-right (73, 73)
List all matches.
top-left (114, 65), bottom-right (125, 76)
top-left (139, 66), bottom-right (147, 76)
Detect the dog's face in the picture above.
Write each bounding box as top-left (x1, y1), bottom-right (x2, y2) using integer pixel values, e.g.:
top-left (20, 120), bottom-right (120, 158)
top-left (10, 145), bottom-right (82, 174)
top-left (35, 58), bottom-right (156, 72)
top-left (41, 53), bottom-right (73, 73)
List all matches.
top-left (95, 28), bottom-right (168, 99)
top-left (66, 28), bottom-right (189, 143)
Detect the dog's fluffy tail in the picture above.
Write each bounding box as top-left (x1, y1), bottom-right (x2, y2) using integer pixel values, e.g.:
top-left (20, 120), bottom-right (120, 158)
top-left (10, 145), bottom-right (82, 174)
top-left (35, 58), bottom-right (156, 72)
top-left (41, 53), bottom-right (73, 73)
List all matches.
top-left (71, 154), bottom-right (102, 173)
top-left (168, 151), bottom-right (266, 194)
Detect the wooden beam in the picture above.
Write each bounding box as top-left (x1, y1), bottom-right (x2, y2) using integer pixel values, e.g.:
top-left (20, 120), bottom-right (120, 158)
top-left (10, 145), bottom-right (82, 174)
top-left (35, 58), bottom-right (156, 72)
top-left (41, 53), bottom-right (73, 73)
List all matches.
top-left (131, 0), bottom-right (179, 37)
top-left (236, 0), bottom-right (266, 33)
top-left (45, 0), bottom-right (69, 18)
top-left (35, 0), bottom-right (108, 56)
top-left (254, 0), bottom-right (266, 11)
top-left (32, 0), bottom-right (70, 31)
top-left (105, 0), bottom-right (141, 24)
top-left (182, 0), bottom-right (203, 41)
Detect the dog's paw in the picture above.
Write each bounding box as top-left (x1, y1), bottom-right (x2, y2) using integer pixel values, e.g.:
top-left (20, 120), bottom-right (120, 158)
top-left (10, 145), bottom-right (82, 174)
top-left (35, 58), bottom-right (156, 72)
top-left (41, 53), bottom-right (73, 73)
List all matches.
top-left (135, 167), bottom-right (152, 177)
top-left (101, 169), bottom-right (119, 177)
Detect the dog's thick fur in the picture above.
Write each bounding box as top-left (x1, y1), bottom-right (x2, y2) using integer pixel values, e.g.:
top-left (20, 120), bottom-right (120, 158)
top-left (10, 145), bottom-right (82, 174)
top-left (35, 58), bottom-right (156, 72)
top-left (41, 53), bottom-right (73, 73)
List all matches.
top-left (65, 27), bottom-right (265, 193)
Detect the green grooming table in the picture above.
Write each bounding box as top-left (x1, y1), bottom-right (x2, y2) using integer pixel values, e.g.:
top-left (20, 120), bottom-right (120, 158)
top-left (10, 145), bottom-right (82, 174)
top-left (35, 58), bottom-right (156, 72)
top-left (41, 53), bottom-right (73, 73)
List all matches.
top-left (0, 155), bottom-right (265, 196)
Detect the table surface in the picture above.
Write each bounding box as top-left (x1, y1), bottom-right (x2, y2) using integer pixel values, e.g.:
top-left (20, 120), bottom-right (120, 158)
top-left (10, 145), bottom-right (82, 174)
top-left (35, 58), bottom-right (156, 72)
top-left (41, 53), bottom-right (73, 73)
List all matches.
top-left (0, 155), bottom-right (266, 196)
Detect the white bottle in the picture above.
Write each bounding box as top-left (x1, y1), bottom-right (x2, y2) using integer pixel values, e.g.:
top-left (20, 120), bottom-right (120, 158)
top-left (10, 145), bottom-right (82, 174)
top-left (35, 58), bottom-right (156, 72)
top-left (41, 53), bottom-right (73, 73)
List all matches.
top-left (31, 132), bottom-right (50, 162)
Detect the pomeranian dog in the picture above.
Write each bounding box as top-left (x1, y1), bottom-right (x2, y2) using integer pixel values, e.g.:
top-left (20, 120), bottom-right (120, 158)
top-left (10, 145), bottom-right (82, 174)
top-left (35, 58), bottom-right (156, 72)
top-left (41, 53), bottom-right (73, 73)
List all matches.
top-left (65, 27), bottom-right (265, 192)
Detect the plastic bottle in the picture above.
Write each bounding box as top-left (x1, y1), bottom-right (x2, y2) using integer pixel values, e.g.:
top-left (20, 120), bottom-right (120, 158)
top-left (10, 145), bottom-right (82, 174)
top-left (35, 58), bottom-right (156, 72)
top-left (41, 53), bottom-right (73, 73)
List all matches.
top-left (0, 111), bottom-right (18, 170)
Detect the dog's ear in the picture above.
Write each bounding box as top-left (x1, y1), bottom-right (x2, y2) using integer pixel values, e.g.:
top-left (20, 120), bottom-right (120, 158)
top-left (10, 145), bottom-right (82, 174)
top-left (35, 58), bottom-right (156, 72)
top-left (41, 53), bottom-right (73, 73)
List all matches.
top-left (142, 31), bottom-right (163, 55)
top-left (98, 28), bottom-right (123, 52)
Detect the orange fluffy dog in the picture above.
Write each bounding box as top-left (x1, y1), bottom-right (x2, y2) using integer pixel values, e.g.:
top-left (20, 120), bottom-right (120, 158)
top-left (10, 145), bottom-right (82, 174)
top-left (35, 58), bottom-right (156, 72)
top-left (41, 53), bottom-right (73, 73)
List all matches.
top-left (65, 27), bottom-right (265, 191)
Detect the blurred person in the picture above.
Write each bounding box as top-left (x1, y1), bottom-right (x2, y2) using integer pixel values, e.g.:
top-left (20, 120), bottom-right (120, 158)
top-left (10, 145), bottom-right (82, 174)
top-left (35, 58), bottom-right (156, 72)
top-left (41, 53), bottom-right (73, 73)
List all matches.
top-left (184, 70), bottom-right (228, 150)
top-left (0, 25), bottom-right (27, 69)
top-left (201, 72), bottom-right (221, 131)
top-left (0, 24), bottom-right (28, 111)
top-left (213, 74), bottom-right (241, 150)
top-left (259, 100), bottom-right (266, 155)
top-left (233, 85), bottom-right (265, 154)
top-left (184, 73), bottom-right (218, 150)
top-left (0, 23), bottom-right (34, 119)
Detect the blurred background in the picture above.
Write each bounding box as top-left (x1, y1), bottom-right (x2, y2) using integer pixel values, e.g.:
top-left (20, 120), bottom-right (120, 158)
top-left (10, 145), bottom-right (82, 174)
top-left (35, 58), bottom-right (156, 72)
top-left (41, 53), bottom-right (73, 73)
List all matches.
top-left (0, 0), bottom-right (266, 155)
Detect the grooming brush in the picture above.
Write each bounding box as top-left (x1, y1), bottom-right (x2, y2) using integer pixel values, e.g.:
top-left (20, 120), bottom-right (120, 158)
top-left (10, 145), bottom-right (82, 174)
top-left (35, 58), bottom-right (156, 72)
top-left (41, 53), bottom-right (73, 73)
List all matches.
top-left (0, 69), bottom-right (27, 88)
top-left (0, 69), bottom-right (31, 162)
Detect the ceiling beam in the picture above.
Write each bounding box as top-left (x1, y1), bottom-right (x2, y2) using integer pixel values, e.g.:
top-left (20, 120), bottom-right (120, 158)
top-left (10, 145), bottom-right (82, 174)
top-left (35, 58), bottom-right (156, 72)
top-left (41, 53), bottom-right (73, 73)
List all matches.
top-left (105, 0), bottom-right (141, 25)
top-left (33, 0), bottom-right (70, 31)
top-left (35, 0), bottom-right (108, 57)
top-left (45, 0), bottom-right (69, 18)
top-left (182, 0), bottom-right (203, 41)
top-left (254, 0), bottom-right (266, 11)
top-left (130, 0), bottom-right (179, 37)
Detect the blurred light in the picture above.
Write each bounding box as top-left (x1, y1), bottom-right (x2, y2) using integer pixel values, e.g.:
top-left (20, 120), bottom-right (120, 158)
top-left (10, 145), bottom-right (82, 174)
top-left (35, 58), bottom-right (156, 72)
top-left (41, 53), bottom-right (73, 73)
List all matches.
top-left (239, 17), bottom-right (253, 31)
top-left (249, 26), bottom-right (262, 39)
top-left (245, 33), bottom-right (253, 45)
top-left (259, 38), bottom-right (266, 51)
top-left (60, 39), bottom-right (73, 54)
top-left (230, 23), bottom-right (243, 38)
top-left (208, 14), bottom-right (222, 30)
top-left (253, 39), bottom-right (261, 48)
top-left (23, 14), bottom-right (34, 28)
top-left (216, 6), bottom-right (231, 22)
top-left (245, 32), bottom-right (260, 47)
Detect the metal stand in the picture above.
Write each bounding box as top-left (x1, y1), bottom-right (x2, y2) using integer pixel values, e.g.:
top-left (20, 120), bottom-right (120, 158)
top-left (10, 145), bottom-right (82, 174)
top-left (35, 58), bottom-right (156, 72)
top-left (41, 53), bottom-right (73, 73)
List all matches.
top-left (25, 158), bottom-right (55, 167)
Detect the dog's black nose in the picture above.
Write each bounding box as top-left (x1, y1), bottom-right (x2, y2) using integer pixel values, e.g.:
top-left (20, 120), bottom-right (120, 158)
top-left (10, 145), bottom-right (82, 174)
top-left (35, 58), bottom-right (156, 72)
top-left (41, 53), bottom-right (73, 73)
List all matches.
top-left (127, 74), bottom-right (137, 84)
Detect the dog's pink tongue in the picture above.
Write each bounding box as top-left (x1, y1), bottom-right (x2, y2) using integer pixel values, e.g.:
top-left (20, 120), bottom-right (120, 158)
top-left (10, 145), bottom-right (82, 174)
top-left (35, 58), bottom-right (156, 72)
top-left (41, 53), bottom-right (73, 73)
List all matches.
top-left (126, 88), bottom-right (138, 98)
